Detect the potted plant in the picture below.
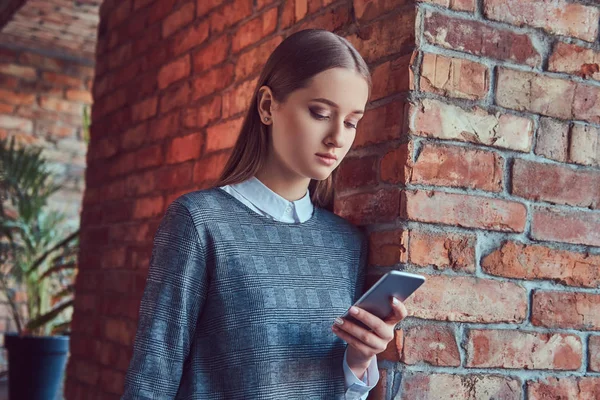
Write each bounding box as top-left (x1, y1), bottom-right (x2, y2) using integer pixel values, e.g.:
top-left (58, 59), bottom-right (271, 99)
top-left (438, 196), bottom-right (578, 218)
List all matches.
top-left (0, 136), bottom-right (79, 400)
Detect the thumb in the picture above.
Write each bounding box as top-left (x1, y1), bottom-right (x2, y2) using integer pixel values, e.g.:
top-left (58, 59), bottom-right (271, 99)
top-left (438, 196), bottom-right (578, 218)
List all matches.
top-left (384, 297), bottom-right (408, 324)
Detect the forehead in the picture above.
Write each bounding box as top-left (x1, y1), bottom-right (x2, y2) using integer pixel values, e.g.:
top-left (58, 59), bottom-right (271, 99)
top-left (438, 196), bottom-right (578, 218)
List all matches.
top-left (293, 68), bottom-right (369, 112)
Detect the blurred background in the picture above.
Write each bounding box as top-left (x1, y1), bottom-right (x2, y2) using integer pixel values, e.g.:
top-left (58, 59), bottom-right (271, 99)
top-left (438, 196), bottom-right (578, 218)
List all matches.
top-left (0, 0), bottom-right (96, 399)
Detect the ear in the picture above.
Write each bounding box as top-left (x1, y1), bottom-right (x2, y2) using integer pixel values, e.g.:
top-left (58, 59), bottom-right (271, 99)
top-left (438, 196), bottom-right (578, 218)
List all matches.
top-left (257, 85), bottom-right (274, 124)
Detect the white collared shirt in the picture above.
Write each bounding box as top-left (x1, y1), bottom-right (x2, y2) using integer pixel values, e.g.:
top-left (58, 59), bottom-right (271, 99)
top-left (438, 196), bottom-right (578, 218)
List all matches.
top-left (221, 176), bottom-right (314, 223)
top-left (219, 176), bottom-right (379, 400)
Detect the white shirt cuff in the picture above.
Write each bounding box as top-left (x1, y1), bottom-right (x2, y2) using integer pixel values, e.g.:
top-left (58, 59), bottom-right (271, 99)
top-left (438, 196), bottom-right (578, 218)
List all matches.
top-left (343, 347), bottom-right (379, 399)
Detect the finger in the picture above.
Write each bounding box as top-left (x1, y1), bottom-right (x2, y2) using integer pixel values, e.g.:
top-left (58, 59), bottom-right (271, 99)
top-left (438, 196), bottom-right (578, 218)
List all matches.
top-left (332, 325), bottom-right (379, 357)
top-left (384, 297), bottom-right (408, 325)
top-left (344, 306), bottom-right (390, 339)
top-left (334, 316), bottom-right (390, 348)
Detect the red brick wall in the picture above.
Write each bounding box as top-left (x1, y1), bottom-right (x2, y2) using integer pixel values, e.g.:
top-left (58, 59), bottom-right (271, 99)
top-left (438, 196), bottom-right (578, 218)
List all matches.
top-left (70, 0), bottom-right (600, 399)
top-left (341, 0), bottom-right (600, 398)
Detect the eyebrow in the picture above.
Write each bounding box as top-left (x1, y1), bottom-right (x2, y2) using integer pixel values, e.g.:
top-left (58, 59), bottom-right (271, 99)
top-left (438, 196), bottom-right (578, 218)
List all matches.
top-left (310, 98), bottom-right (364, 115)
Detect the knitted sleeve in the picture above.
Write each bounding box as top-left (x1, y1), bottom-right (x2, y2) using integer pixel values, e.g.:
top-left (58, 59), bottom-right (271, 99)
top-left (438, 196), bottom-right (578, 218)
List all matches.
top-left (122, 199), bottom-right (209, 399)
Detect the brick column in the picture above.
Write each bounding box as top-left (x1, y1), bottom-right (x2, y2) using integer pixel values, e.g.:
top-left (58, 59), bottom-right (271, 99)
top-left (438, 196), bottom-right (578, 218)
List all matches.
top-left (344, 0), bottom-right (600, 398)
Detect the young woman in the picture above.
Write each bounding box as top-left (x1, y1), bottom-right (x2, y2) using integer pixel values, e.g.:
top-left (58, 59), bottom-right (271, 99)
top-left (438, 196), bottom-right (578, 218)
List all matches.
top-left (122, 29), bottom-right (408, 400)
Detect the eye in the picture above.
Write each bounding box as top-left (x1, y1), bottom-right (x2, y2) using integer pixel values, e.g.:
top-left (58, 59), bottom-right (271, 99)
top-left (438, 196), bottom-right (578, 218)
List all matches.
top-left (309, 108), bottom-right (329, 120)
top-left (310, 108), bottom-right (358, 129)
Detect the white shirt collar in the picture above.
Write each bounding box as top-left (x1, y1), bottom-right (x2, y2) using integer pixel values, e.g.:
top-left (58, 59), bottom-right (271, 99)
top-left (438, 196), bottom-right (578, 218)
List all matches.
top-left (228, 176), bottom-right (314, 222)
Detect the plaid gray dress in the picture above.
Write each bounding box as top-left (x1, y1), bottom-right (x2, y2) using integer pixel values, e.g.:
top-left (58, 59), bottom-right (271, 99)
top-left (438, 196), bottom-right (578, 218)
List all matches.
top-left (121, 188), bottom-right (367, 400)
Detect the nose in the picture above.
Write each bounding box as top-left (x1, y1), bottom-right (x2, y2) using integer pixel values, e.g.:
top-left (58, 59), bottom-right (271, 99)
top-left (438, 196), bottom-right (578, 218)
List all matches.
top-left (325, 119), bottom-right (346, 149)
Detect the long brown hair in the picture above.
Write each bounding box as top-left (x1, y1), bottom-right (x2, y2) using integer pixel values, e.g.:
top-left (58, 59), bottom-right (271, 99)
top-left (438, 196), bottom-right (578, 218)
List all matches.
top-left (213, 29), bottom-right (371, 211)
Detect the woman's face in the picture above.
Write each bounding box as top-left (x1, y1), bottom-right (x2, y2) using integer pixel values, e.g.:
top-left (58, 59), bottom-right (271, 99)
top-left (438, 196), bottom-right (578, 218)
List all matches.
top-left (260, 67), bottom-right (370, 182)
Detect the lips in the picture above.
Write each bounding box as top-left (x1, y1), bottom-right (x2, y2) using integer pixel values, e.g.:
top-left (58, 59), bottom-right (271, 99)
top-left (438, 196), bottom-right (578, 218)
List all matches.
top-left (316, 153), bottom-right (337, 160)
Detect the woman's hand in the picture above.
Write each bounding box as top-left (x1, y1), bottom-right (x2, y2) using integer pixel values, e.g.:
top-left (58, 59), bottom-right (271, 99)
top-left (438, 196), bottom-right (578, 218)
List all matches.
top-left (332, 297), bottom-right (408, 377)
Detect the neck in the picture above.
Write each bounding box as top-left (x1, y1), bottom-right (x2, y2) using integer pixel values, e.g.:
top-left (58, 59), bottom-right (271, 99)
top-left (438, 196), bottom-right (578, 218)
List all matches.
top-left (255, 165), bottom-right (310, 202)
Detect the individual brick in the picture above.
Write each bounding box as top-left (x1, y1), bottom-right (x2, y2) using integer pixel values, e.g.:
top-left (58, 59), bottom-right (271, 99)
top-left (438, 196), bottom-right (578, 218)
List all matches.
top-left (423, 11), bottom-right (541, 66)
top-left (484, 0), bottom-right (599, 42)
top-left (410, 143), bottom-right (503, 192)
top-left (527, 377), bottom-right (600, 399)
top-left (420, 53), bottom-right (489, 100)
top-left (482, 241), bottom-right (600, 288)
top-left (405, 190), bottom-right (527, 232)
top-left (466, 329), bottom-right (582, 370)
top-left (532, 291), bottom-right (600, 330)
top-left (406, 274), bottom-right (527, 323)
top-left (532, 207), bottom-right (600, 247)
top-left (402, 324), bottom-right (461, 366)
top-left (534, 118), bottom-right (569, 162)
top-left (569, 124), bottom-right (600, 168)
top-left (512, 158), bottom-right (600, 209)
top-left (410, 99), bottom-right (534, 152)
top-left (549, 41), bottom-right (600, 82)
top-left (408, 230), bottom-right (476, 272)
top-left (402, 373), bottom-right (522, 399)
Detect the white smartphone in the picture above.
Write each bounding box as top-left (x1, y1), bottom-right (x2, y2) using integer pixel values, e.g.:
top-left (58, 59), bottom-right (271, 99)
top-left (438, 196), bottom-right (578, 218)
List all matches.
top-left (342, 271), bottom-right (426, 329)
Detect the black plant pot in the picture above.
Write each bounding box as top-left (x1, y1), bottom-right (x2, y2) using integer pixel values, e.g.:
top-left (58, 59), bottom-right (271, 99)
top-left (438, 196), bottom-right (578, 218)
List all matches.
top-left (4, 333), bottom-right (69, 400)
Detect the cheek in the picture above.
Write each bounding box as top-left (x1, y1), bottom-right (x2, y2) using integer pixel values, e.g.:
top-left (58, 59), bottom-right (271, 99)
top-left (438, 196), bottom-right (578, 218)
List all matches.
top-left (347, 130), bottom-right (357, 147)
top-left (341, 131), bottom-right (357, 154)
top-left (271, 112), bottom-right (311, 157)
top-left (280, 111), bottom-right (322, 146)
top-left (289, 109), bottom-right (319, 134)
